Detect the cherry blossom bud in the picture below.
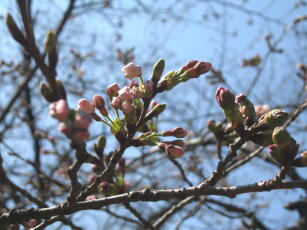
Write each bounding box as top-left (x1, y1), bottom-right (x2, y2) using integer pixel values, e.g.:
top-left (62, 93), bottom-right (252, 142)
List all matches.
top-left (181, 60), bottom-right (199, 72)
top-left (49, 99), bottom-right (69, 121)
top-left (163, 140), bottom-right (186, 147)
top-left (163, 127), bottom-right (188, 138)
top-left (251, 109), bottom-right (288, 132)
top-left (159, 143), bottom-right (185, 158)
top-left (75, 111), bottom-right (92, 129)
top-left (107, 83), bottom-right (120, 99)
top-left (130, 86), bottom-right (142, 98)
top-left (186, 61), bottom-right (212, 78)
top-left (129, 80), bottom-right (139, 88)
top-left (235, 93), bottom-right (256, 126)
top-left (216, 87), bottom-right (236, 110)
top-left (92, 95), bottom-right (105, 110)
top-left (92, 95), bottom-right (108, 116)
top-left (77, 99), bottom-right (94, 113)
top-left (118, 86), bottom-right (133, 100)
top-left (122, 101), bottom-right (135, 114)
top-left (122, 62), bottom-right (142, 80)
top-left (58, 122), bottom-right (73, 136)
top-left (269, 143), bottom-right (299, 166)
top-left (111, 97), bottom-right (122, 109)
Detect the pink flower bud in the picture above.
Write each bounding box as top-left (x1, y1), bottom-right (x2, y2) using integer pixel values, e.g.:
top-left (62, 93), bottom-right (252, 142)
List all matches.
top-left (111, 97), bottom-right (122, 109)
top-left (75, 111), bottom-right (92, 129)
top-left (215, 87), bottom-right (236, 110)
top-left (163, 127), bottom-right (188, 138)
top-left (129, 79), bottom-right (139, 88)
top-left (181, 60), bottom-right (199, 71)
top-left (77, 99), bottom-right (94, 113)
top-left (166, 144), bottom-right (185, 158)
top-left (130, 86), bottom-right (142, 98)
top-left (92, 95), bottom-right (108, 116)
top-left (92, 95), bottom-right (105, 110)
top-left (49, 99), bottom-right (69, 121)
top-left (58, 122), bottom-right (73, 136)
top-left (122, 62), bottom-right (142, 80)
top-left (122, 101), bottom-right (135, 114)
top-left (163, 140), bottom-right (186, 147)
top-left (107, 83), bottom-right (120, 99)
top-left (118, 86), bottom-right (133, 100)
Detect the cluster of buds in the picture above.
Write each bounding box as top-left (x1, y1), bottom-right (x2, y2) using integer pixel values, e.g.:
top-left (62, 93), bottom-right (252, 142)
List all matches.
top-left (88, 156), bottom-right (129, 197)
top-left (159, 127), bottom-right (188, 158)
top-left (157, 60), bottom-right (212, 91)
top-left (215, 87), bottom-right (245, 129)
top-left (49, 99), bottom-right (92, 140)
top-left (268, 127), bottom-right (299, 166)
top-left (250, 109), bottom-right (289, 147)
top-left (241, 54), bottom-right (261, 67)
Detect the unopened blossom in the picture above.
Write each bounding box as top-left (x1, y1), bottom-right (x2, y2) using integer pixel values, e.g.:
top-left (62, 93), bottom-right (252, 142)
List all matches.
top-left (163, 140), bottom-right (186, 147)
top-left (215, 87), bottom-right (236, 110)
top-left (75, 111), bottom-right (92, 129)
top-left (159, 143), bottom-right (185, 158)
top-left (118, 86), bottom-right (133, 100)
top-left (49, 99), bottom-right (69, 121)
top-left (129, 79), bottom-right (139, 88)
top-left (92, 95), bottom-right (108, 116)
top-left (166, 144), bottom-right (185, 158)
top-left (122, 62), bottom-right (142, 80)
top-left (77, 99), bottom-right (94, 113)
top-left (92, 95), bottom-right (105, 110)
top-left (122, 101), bottom-right (135, 114)
top-left (111, 97), bottom-right (122, 109)
top-left (163, 127), bottom-right (188, 138)
top-left (58, 122), bottom-right (73, 136)
top-left (130, 86), bottom-right (142, 98)
top-left (106, 83), bottom-right (120, 99)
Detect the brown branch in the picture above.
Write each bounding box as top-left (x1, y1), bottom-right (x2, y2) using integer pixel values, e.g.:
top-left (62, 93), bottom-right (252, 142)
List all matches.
top-left (1, 179), bottom-right (306, 226)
